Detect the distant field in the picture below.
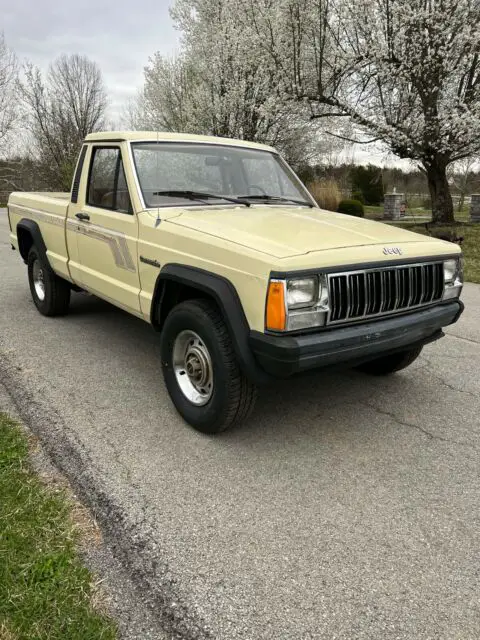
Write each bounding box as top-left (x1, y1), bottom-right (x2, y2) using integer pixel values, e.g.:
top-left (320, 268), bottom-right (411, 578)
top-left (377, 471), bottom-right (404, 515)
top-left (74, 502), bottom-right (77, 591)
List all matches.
top-left (365, 204), bottom-right (431, 219)
top-left (388, 222), bottom-right (480, 284)
top-left (364, 207), bottom-right (479, 282)
top-left (364, 205), bottom-right (386, 217)
top-left (364, 204), bottom-right (471, 222)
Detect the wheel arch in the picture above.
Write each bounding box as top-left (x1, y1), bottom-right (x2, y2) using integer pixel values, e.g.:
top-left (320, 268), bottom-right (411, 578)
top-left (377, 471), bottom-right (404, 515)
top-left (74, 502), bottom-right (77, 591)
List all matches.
top-left (152, 264), bottom-right (271, 385)
top-left (17, 219), bottom-right (49, 265)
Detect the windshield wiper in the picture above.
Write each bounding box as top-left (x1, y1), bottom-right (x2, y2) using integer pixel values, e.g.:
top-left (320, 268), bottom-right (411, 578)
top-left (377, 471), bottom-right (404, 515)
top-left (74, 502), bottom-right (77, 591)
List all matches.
top-left (236, 194), bottom-right (314, 208)
top-left (153, 190), bottom-right (250, 207)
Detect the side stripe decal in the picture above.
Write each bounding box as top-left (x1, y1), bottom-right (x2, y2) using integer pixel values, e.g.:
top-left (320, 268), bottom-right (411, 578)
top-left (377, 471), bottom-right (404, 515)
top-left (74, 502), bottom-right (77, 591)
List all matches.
top-left (12, 204), bottom-right (65, 228)
top-left (117, 235), bottom-right (136, 271)
top-left (13, 203), bottom-right (137, 273)
top-left (66, 219), bottom-right (136, 272)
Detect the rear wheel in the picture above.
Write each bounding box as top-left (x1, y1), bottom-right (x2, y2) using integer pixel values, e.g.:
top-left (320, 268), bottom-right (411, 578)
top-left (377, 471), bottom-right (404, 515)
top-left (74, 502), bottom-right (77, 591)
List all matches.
top-left (355, 346), bottom-right (423, 376)
top-left (27, 246), bottom-right (71, 316)
top-left (160, 299), bottom-right (257, 434)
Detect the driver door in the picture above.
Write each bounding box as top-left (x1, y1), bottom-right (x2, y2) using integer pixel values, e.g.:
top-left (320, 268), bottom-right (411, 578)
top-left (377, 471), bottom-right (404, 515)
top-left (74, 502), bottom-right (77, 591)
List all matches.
top-left (69, 144), bottom-right (141, 316)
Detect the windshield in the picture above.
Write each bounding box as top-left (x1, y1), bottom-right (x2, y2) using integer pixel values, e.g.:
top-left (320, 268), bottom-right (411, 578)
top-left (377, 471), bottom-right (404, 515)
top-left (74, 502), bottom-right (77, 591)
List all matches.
top-left (131, 142), bottom-right (314, 208)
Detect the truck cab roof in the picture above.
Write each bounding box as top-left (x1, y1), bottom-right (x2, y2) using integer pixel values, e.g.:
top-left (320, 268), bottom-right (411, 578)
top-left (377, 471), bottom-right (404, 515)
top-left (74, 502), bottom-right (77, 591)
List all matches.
top-left (84, 131), bottom-right (276, 153)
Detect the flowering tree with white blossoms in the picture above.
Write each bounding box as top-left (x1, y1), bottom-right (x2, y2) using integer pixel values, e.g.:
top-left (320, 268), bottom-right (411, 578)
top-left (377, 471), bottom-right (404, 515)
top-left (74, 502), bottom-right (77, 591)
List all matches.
top-left (246, 0), bottom-right (480, 223)
top-left (133, 54), bottom-right (203, 133)
top-left (130, 0), bottom-right (343, 166)
top-left (131, 0), bottom-right (290, 143)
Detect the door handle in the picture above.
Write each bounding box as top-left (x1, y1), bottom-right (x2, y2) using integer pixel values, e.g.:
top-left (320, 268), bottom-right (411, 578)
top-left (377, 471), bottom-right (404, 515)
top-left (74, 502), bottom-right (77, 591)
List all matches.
top-left (75, 213), bottom-right (90, 221)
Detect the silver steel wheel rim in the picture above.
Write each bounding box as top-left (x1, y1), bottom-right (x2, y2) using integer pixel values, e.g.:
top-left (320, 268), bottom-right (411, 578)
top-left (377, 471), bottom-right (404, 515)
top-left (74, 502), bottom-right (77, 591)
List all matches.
top-left (32, 260), bottom-right (46, 301)
top-left (173, 330), bottom-right (214, 406)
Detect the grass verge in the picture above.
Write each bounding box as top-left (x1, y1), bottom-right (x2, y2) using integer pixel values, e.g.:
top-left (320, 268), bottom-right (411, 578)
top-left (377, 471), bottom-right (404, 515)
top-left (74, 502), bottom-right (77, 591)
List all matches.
top-left (0, 413), bottom-right (116, 639)
top-left (390, 223), bottom-right (480, 284)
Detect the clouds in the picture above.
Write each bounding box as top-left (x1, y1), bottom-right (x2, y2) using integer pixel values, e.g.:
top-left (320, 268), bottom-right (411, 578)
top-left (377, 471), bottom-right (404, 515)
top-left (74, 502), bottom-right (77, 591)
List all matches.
top-left (2, 0), bottom-right (180, 122)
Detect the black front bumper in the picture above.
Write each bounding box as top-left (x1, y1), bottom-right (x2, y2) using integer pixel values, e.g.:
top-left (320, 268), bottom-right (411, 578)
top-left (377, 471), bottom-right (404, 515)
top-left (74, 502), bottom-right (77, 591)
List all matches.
top-left (250, 301), bottom-right (463, 378)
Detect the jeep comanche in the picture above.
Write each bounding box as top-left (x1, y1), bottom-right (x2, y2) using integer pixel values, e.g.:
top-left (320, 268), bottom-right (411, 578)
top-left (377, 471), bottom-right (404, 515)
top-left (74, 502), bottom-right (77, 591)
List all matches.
top-left (7, 131), bottom-right (464, 433)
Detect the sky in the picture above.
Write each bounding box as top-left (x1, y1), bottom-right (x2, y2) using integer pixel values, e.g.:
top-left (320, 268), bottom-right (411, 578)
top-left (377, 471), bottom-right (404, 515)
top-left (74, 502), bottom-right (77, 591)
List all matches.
top-left (1, 0), bottom-right (181, 124)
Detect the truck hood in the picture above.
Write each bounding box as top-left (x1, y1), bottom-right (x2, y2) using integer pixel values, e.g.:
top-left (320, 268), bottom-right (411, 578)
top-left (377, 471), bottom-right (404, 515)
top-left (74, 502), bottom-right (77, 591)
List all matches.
top-left (168, 206), bottom-right (434, 258)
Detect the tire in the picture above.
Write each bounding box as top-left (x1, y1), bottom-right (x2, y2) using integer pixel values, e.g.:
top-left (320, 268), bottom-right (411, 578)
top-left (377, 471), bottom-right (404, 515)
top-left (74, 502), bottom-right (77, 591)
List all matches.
top-left (27, 246), bottom-right (71, 316)
top-left (355, 346), bottom-right (423, 376)
top-left (160, 298), bottom-right (257, 434)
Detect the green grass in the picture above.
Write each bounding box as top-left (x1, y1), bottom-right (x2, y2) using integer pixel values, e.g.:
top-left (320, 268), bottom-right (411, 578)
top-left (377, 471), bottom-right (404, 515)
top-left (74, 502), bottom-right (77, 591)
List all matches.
top-left (361, 205), bottom-right (479, 283)
top-left (364, 204), bottom-right (432, 219)
top-left (364, 204), bottom-right (471, 222)
top-left (0, 414), bottom-right (117, 640)
top-left (364, 205), bottom-right (384, 217)
top-left (390, 223), bottom-right (480, 284)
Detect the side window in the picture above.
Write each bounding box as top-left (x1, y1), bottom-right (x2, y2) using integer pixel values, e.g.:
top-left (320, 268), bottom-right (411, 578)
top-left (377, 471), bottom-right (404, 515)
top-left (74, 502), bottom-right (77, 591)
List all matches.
top-left (87, 147), bottom-right (132, 213)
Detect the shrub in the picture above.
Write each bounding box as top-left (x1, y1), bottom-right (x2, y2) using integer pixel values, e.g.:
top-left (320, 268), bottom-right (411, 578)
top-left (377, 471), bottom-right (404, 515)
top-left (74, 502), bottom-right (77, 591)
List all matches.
top-left (351, 190), bottom-right (365, 204)
top-left (307, 179), bottom-right (342, 212)
top-left (350, 165), bottom-right (384, 205)
top-left (337, 199), bottom-right (365, 217)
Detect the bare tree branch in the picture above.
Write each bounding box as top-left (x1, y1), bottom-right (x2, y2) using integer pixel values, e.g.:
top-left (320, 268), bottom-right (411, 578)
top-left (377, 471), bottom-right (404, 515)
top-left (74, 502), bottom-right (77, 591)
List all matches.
top-left (19, 54), bottom-right (107, 190)
top-left (0, 33), bottom-right (19, 155)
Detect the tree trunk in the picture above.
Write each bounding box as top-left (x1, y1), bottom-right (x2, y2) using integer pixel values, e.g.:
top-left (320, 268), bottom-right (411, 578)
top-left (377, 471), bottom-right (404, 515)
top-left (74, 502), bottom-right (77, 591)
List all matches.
top-left (425, 161), bottom-right (455, 224)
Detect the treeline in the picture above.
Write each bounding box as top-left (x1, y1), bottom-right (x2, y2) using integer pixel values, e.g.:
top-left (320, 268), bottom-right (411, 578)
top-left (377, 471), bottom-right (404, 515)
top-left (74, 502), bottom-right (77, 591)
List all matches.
top-left (298, 163), bottom-right (480, 211)
top-left (2, 154), bottom-right (480, 216)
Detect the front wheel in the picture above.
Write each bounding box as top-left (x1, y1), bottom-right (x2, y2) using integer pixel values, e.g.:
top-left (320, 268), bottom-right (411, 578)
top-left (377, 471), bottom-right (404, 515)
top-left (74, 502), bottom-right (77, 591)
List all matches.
top-left (160, 299), bottom-right (257, 434)
top-left (355, 346), bottom-right (423, 376)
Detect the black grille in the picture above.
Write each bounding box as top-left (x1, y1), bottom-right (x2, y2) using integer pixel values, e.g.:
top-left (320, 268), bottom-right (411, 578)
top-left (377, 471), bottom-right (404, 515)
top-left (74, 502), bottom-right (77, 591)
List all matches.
top-left (328, 262), bottom-right (444, 324)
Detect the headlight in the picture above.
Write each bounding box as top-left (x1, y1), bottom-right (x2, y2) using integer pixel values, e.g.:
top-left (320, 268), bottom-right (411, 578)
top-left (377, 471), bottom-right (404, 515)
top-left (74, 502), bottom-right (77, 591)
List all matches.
top-left (443, 256), bottom-right (463, 300)
top-left (444, 259), bottom-right (458, 283)
top-left (266, 275), bottom-right (329, 332)
top-left (286, 278), bottom-right (317, 308)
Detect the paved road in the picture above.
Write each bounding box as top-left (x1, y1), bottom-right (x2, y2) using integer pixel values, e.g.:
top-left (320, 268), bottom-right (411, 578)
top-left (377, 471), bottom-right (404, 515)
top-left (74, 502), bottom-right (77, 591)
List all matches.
top-left (1, 209), bottom-right (479, 639)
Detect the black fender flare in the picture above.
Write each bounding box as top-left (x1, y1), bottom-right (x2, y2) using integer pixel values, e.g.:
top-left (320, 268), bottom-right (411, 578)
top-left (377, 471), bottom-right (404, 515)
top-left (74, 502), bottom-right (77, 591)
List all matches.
top-left (16, 218), bottom-right (49, 265)
top-left (152, 264), bottom-right (271, 385)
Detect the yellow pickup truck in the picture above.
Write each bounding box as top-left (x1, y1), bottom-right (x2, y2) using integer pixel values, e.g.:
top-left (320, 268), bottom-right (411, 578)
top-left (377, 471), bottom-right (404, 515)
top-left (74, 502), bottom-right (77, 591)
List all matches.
top-left (7, 131), bottom-right (464, 433)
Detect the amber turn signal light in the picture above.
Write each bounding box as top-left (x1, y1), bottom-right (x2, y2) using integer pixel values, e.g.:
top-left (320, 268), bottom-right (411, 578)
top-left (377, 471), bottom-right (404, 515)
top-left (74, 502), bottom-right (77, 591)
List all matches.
top-left (266, 280), bottom-right (286, 331)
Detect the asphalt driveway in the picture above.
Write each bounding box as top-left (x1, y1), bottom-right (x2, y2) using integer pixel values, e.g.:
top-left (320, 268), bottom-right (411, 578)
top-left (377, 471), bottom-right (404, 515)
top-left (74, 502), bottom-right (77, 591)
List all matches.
top-left (1, 209), bottom-right (479, 639)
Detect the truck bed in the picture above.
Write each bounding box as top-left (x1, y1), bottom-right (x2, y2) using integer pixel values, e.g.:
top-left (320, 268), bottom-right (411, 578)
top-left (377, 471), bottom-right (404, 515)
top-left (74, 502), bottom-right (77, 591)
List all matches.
top-left (8, 191), bottom-right (70, 217)
top-left (8, 191), bottom-right (71, 280)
